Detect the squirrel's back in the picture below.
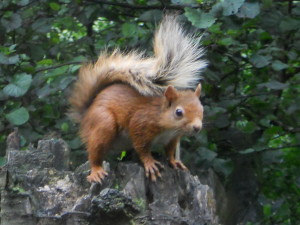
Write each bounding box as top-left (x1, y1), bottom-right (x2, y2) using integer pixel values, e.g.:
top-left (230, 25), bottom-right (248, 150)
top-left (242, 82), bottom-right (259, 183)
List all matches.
top-left (69, 15), bottom-right (207, 122)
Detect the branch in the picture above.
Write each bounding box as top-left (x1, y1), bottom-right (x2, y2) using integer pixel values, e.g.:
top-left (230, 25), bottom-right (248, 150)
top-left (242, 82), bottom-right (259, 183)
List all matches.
top-left (220, 92), bottom-right (278, 101)
top-left (222, 144), bottom-right (300, 157)
top-left (270, 120), bottom-right (300, 134)
top-left (259, 145), bottom-right (300, 152)
top-left (85, 0), bottom-right (201, 10)
top-left (34, 61), bottom-right (83, 74)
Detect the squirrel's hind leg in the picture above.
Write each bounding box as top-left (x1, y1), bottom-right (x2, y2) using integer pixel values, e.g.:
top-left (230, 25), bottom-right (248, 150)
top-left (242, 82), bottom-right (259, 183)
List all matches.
top-left (82, 107), bottom-right (117, 183)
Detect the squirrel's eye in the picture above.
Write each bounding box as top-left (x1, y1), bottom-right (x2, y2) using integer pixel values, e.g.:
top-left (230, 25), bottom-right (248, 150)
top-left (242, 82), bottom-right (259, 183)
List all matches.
top-left (175, 108), bottom-right (183, 117)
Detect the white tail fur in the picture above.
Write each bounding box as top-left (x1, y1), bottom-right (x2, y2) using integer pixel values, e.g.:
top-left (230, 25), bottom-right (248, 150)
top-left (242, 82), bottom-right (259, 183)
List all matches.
top-left (152, 15), bottom-right (207, 89)
top-left (69, 15), bottom-right (207, 121)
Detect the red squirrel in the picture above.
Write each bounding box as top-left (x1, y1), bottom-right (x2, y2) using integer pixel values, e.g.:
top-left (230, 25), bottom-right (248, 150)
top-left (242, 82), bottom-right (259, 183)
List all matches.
top-left (69, 15), bottom-right (207, 183)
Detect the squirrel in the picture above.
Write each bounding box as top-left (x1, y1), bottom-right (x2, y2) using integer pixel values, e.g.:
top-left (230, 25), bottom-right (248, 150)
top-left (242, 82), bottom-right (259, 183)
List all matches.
top-left (69, 15), bottom-right (207, 183)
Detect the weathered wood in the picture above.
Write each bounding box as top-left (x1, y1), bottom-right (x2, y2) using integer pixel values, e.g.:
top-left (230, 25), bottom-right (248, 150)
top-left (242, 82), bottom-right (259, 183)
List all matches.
top-left (1, 137), bottom-right (223, 225)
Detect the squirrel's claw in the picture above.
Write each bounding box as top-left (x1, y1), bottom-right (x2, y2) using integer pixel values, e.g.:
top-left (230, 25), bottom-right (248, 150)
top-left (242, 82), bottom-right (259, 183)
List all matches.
top-left (87, 166), bottom-right (108, 184)
top-left (144, 159), bottom-right (163, 182)
top-left (170, 160), bottom-right (188, 171)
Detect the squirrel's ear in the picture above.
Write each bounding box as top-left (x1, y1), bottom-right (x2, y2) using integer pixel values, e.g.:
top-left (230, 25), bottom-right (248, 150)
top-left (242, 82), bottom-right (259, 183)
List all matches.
top-left (195, 83), bottom-right (202, 97)
top-left (164, 86), bottom-right (178, 104)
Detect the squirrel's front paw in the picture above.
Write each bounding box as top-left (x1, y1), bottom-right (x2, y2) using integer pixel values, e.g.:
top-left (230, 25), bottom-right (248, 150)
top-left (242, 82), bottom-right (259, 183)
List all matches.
top-left (169, 160), bottom-right (188, 171)
top-left (87, 166), bottom-right (108, 184)
top-left (143, 159), bottom-right (164, 182)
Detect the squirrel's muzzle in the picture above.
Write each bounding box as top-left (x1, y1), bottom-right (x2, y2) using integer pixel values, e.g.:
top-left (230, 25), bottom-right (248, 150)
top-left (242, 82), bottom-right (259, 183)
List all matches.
top-left (190, 119), bottom-right (202, 134)
top-left (193, 125), bottom-right (201, 133)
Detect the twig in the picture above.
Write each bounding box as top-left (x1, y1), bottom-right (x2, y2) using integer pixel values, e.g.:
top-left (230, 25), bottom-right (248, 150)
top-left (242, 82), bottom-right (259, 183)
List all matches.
top-left (34, 61), bottom-right (83, 74)
top-left (288, 0), bottom-right (293, 14)
top-left (223, 144), bottom-right (300, 157)
top-left (84, 0), bottom-right (201, 10)
top-left (260, 145), bottom-right (300, 152)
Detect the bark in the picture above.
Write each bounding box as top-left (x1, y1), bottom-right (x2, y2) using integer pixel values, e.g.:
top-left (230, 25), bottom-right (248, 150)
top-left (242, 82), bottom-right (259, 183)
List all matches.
top-left (0, 137), bottom-right (225, 225)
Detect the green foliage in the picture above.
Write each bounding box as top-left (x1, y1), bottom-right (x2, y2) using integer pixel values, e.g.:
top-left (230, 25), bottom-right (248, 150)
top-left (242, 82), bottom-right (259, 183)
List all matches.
top-left (11, 185), bottom-right (26, 193)
top-left (5, 107), bottom-right (29, 126)
top-left (0, 0), bottom-right (299, 224)
top-left (0, 157), bottom-right (6, 167)
top-left (3, 73), bottom-right (32, 97)
top-left (185, 8), bottom-right (216, 29)
top-left (117, 151), bottom-right (127, 161)
top-left (222, 0), bottom-right (245, 16)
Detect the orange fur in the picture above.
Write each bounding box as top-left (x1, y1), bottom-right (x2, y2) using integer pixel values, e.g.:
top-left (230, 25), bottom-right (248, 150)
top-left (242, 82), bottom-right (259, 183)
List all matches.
top-left (69, 15), bottom-right (206, 183)
top-left (68, 15), bottom-right (207, 122)
top-left (79, 83), bottom-right (203, 183)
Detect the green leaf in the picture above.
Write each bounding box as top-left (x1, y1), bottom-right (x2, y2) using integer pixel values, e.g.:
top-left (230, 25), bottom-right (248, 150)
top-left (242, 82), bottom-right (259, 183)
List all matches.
top-left (279, 17), bottom-right (300, 32)
top-left (0, 157), bottom-right (7, 166)
top-left (16, 0), bottom-right (29, 6)
top-left (262, 0), bottom-right (273, 8)
top-left (171, 0), bottom-right (197, 5)
top-left (70, 64), bottom-right (81, 73)
top-left (294, 40), bottom-right (300, 51)
top-left (250, 54), bottom-right (272, 68)
top-left (121, 23), bottom-right (137, 38)
top-left (49, 2), bottom-right (61, 11)
top-left (29, 45), bottom-right (45, 60)
top-left (259, 31), bottom-right (272, 41)
top-left (214, 114), bottom-right (230, 128)
top-left (37, 59), bottom-right (53, 66)
top-left (198, 147), bottom-right (217, 162)
top-left (139, 10), bottom-right (162, 22)
top-left (260, 80), bottom-right (288, 90)
top-left (0, 53), bottom-right (8, 64)
top-left (212, 158), bottom-right (233, 177)
top-left (9, 44), bottom-right (17, 52)
top-left (293, 4), bottom-right (300, 16)
top-left (31, 18), bottom-right (52, 33)
top-left (222, 0), bottom-right (245, 16)
top-left (272, 60), bottom-right (288, 71)
top-left (3, 73), bottom-right (32, 97)
top-left (117, 151), bottom-right (127, 161)
top-left (237, 120), bottom-right (257, 133)
top-left (6, 107), bottom-right (30, 125)
top-left (59, 76), bottom-right (74, 90)
top-left (45, 65), bottom-right (69, 78)
top-left (8, 55), bottom-right (19, 64)
top-left (1, 13), bottom-right (22, 32)
top-left (185, 8), bottom-right (216, 29)
top-left (208, 23), bottom-right (222, 34)
top-left (0, 90), bottom-right (8, 101)
top-left (236, 2), bottom-right (260, 18)
top-left (61, 122), bottom-right (69, 132)
top-left (239, 148), bottom-right (256, 154)
top-left (0, 53), bottom-right (19, 65)
top-left (263, 204), bottom-right (272, 217)
top-left (210, 2), bottom-right (224, 16)
top-left (217, 37), bottom-right (234, 46)
top-left (43, 104), bottom-right (59, 119)
top-left (287, 51), bottom-right (297, 60)
top-left (69, 137), bottom-right (82, 149)
top-left (37, 85), bottom-right (54, 98)
top-left (244, 121), bottom-right (256, 133)
top-left (263, 126), bottom-right (283, 140)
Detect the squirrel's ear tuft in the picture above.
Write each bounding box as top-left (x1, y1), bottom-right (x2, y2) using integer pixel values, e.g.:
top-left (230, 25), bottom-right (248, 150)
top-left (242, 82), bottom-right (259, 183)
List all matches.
top-left (164, 86), bottom-right (178, 104)
top-left (195, 83), bottom-right (202, 97)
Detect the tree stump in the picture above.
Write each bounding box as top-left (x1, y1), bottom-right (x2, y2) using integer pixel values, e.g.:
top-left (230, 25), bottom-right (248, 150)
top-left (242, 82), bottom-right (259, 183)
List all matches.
top-left (0, 137), bottom-right (225, 225)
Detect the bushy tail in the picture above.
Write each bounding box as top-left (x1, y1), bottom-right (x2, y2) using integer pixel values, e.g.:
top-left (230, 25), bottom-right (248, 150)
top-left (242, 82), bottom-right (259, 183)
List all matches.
top-left (152, 15), bottom-right (207, 89)
top-left (69, 15), bottom-right (207, 122)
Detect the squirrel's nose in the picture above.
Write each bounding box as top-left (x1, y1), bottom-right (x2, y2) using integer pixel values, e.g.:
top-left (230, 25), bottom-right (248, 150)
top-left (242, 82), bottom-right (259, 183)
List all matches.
top-left (193, 125), bottom-right (201, 133)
